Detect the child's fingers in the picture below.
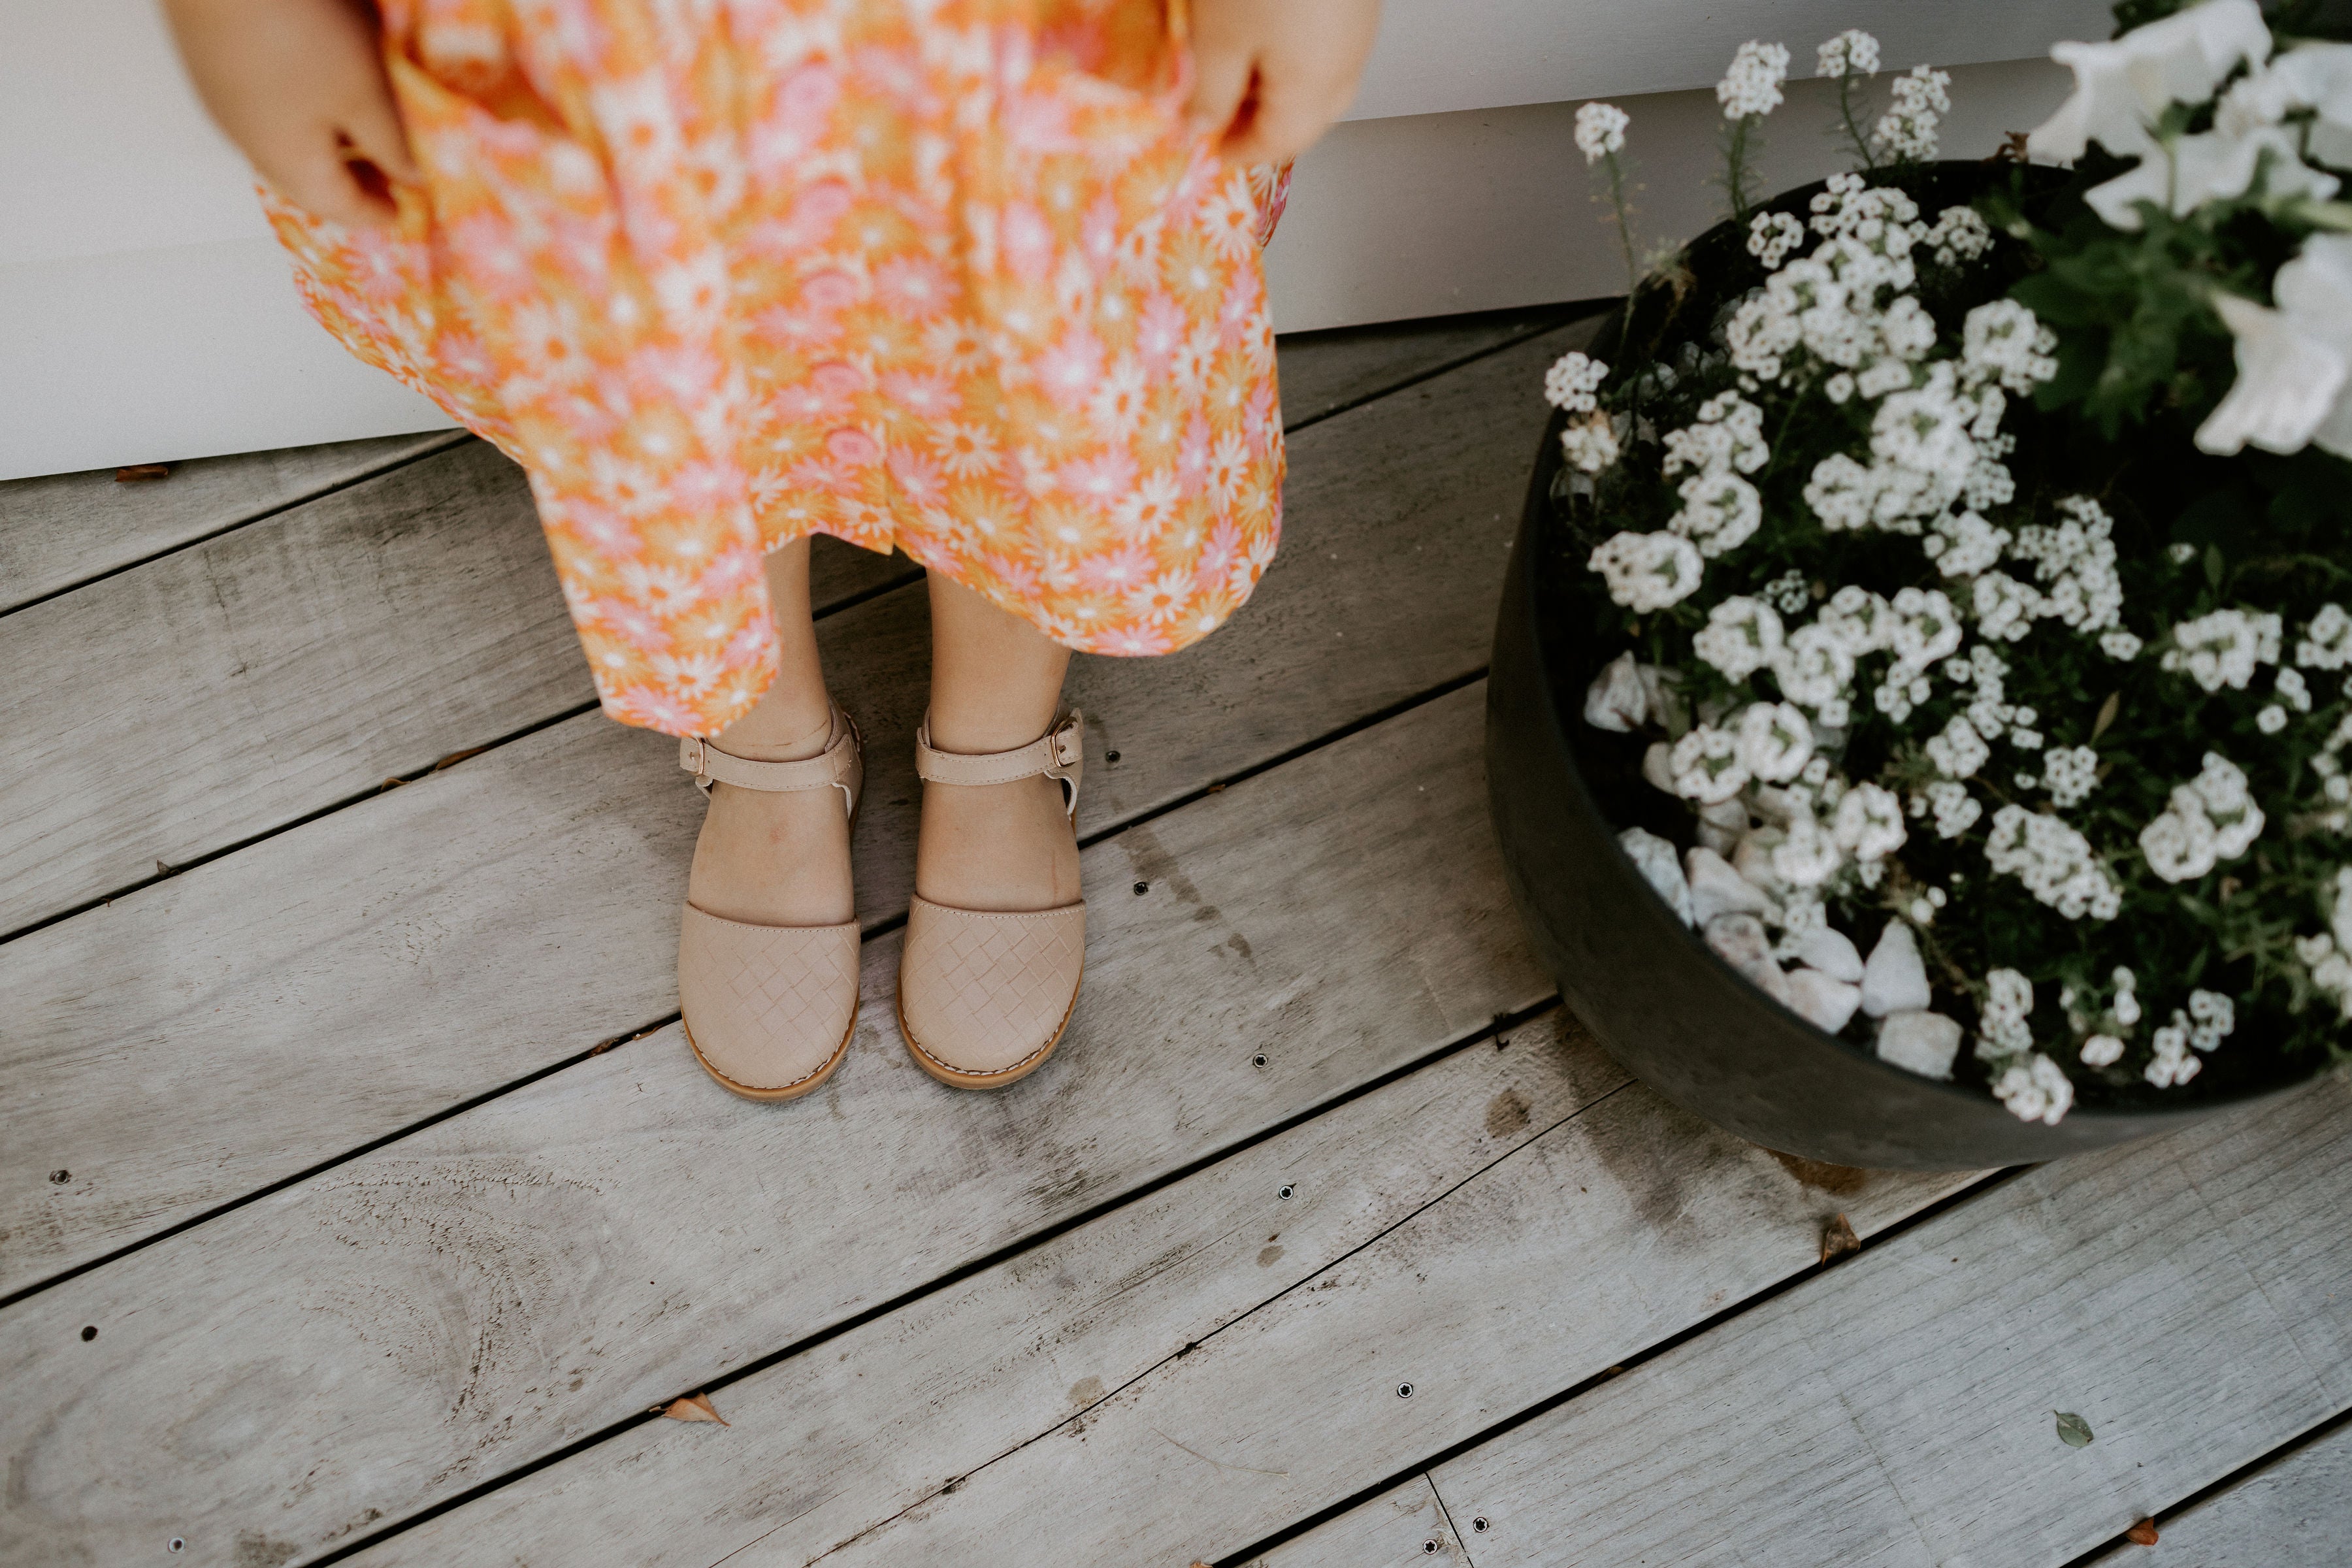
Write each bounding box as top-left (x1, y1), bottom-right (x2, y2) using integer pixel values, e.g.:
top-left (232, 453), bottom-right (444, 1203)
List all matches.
top-left (268, 132), bottom-right (401, 228)
top-left (340, 88), bottom-right (421, 186)
top-left (1185, 39), bottom-right (1256, 142)
top-left (1217, 59), bottom-right (1348, 165)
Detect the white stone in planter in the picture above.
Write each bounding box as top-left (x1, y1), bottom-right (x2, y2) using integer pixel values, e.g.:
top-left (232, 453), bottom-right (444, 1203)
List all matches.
top-left (1860, 921), bottom-right (1933, 1018)
top-left (1876, 1009), bottom-right (1963, 1081)
top-left (1641, 741), bottom-right (1676, 795)
top-left (1617, 826), bottom-right (1693, 926)
top-left (1686, 845), bottom-right (1776, 926)
top-left (1788, 968), bottom-right (1863, 1034)
top-left (1796, 926), bottom-right (1865, 983)
top-left (1695, 795), bottom-right (1749, 855)
top-left (1705, 913), bottom-right (1793, 1005)
top-left (1584, 652), bottom-right (1649, 732)
top-left (1732, 828), bottom-right (1786, 895)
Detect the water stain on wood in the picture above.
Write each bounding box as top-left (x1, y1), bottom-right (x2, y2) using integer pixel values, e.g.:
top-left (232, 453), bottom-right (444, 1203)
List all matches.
top-left (1485, 1087), bottom-right (1531, 1138)
top-left (1768, 1149), bottom-right (1869, 1194)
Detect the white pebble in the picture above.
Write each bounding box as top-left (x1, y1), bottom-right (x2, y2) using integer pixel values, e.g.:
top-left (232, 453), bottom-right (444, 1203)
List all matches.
top-left (1695, 796), bottom-right (1751, 856)
top-left (1686, 845), bottom-right (1777, 926)
top-left (1876, 1009), bottom-right (1963, 1080)
top-left (1788, 968), bottom-right (1863, 1034)
top-left (1584, 652), bottom-right (1650, 732)
top-left (1706, 913), bottom-right (1793, 1004)
top-left (1796, 926), bottom-right (1865, 983)
top-left (1642, 742), bottom-right (1676, 794)
top-left (1859, 921), bottom-right (1932, 1018)
top-left (1618, 827), bottom-right (1694, 926)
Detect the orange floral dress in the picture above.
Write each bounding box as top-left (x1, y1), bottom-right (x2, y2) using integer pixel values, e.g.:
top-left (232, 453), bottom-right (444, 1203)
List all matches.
top-left (265, 0), bottom-right (1288, 736)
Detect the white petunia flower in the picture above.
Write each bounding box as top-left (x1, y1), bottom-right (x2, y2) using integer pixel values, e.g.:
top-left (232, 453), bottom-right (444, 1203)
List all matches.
top-left (2299, 604), bottom-right (2352, 670)
top-left (2084, 123), bottom-right (2339, 231)
top-left (1575, 102), bottom-right (1630, 165)
top-left (1589, 531), bottom-right (1704, 611)
top-left (1669, 725), bottom-right (1750, 804)
top-left (1670, 472), bottom-right (1764, 557)
top-left (2197, 237), bottom-right (2352, 461)
top-left (1991, 1053), bottom-right (2076, 1125)
top-left (1718, 41), bottom-right (1791, 120)
top-left (1544, 350), bottom-right (1610, 412)
top-left (2163, 607), bottom-right (2283, 691)
top-left (1833, 781), bottom-right (1906, 861)
top-left (1818, 29), bottom-right (1880, 79)
top-left (2029, 0), bottom-right (2274, 164)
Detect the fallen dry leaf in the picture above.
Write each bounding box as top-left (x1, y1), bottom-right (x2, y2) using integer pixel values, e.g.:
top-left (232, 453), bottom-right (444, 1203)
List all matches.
top-left (2125, 1519), bottom-right (2159, 1546)
top-left (434, 743), bottom-right (492, 771)
top-left (662, 1392), bottom-right (728, 1426)
top-left (114, 463), bottom-right (170, 482)
top-left (2092, 691), bottom-right (2121, 743)
top-left (1821, 1214), bottom-right (1861, 1262)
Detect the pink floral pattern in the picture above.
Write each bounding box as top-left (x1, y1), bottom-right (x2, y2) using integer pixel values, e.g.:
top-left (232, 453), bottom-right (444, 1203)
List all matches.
top-left (265, 0), bottom-right (1289, 735)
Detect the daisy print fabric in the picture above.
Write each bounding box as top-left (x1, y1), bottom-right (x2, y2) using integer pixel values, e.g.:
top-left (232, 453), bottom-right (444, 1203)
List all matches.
top-left (264, 0), bottom-right (1291, 736)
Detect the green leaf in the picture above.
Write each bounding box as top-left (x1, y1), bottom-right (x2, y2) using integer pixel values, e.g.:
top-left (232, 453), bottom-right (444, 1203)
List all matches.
top-left (2206, 543), bottom-right (2226, 591)
top-left (2055, 1411), bottom-right (2095, 1448)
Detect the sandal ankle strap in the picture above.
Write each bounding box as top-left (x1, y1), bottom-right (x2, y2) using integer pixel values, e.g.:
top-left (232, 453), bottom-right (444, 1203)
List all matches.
top-left (680, 706), bottom-right (860, 818)
top-left (915, 710), bottom-right (1084, 819)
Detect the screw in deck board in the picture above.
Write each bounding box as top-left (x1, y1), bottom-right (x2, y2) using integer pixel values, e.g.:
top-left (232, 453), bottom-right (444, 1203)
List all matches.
top-left (1472, 1517), bottom-right (1490, 1533)
top-left (1397, 1381), bottom-right (1414, 1399)
top-left (80, 1326), bottom-right (97, 1341)
top-left (1277, 1184), bottom-right (1294, 1200)
top-left (48, 1169), bottom-right (69, 1184)
top-left (1251, 1053), bottom-right (1268, 1069)
top-left (1134, 881), bottom-right (1149, 895)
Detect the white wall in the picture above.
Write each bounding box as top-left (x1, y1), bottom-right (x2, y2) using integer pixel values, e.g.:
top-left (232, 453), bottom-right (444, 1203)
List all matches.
top-left (0, 1), bottom-right (2105, 480)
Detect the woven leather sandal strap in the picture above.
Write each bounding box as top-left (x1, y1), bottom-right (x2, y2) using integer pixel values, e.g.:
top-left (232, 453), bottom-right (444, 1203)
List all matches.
top-left (915, 711), bottom-right (1084, 818)
top-left (680, 707), bottom-right (858, 813)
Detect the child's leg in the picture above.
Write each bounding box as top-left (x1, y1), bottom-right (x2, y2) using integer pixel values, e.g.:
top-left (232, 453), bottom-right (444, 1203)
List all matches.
top-left (685, 538), bottom-right (855, 926)
top-left (917, 572), bottom-right (1083, 913)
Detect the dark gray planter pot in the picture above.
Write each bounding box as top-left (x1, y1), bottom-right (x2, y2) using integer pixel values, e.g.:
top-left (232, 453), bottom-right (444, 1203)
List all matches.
top-left (1486, 409), bottom-right (2306, 1171)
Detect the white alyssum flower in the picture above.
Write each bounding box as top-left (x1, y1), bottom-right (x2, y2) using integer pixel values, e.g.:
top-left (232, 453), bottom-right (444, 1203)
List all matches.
top-left (1960, 301), bottom-right (2061, 394)
top-left (2101, 629), bottom-right (2145, 660)
top-left (1986, 804), bottom-right (2123, 921)
top-left (1560, 412), bottom-right (1622, 474)
top-left (2278, 667), bottom-right (2313, 712)
top-left (2043, 745), bottom-right (2101, 808)
top-left (2197, 237), bottom-right (2352, 461)
top-left (2146, 1018), bottom-right (2200, 1087)
top-left (2334, 866), bottom-right (2352, 955)
top-left (1670, 473), bottom-right (1765, 558)
top-left (1817, 585), bottom-right (1893, 656)
top-left (1748, 212), bottom-right (1807, 269)
top-left (1693, 596), bottom-right (1786, 681)
top-left (1737, 702), bottom-right (1815, 783)
top-left (1772, 812), bottom-right (1846, 888)
top-left (1923, 779), bottom-right (1982, 838)
top-left (1763, 569), bottom-right (1812, 617)
top-left (1664, 393), bottom-right (1771, 478)
top-left (2112, 965), bottom-right (2142, 1026)
top-left (2029, 0), bottom-right (2275, 165)
top-left (1544, 351), bottom-right (1610, 412)
top-left (2259, 704), bottom-right (2289, 734)
top-left (1833, 781), bottom-right (1907, 861)
top-left (1774, 621), bottom-right (1857, 709)
top-left (1887, 586), bottom-right (1965, 670)
top-left (1991, 1053), bottom-right (2076, 1125)
top-left (2163, 607), bottom-right (2283, 691)
top-left (2011, 497), bottom-right (2124, 634)
top-left (2299, 604), bottom-right (2352, 669)
top-left (1818, 28), bottom-right (1880, 79)
top-left (1669, 724), bottom-right (1750, 804)
top-left (1589, 531), bottom-right (1704, 611)
top-left (1718, 41), bottom-right (1791, 120)
top-left (2080, 1033), bottom-right (2126, 1067)
top-left (2298, 932), bottom-right (2352, 1020)
top-left (1921, 205), bottom-right (1994, 267)
top-left (2140, 751), bottom-right (2265, 882)
top-left (2187, 988), bottom-right (2236, 1052)
top-left (1972, 571), bottom-right (2040, 643)
top-left (1976, 968), bottom-right (2038, 1057)
top-left (1925, 511), bottom-right (2010, 578)
top-left (1925, 715), bottom-right (1991, 780)
top-left (1575, 101), bottom-right (1630, 165)
top-left (1873, 65), bottom-right (1952, 161)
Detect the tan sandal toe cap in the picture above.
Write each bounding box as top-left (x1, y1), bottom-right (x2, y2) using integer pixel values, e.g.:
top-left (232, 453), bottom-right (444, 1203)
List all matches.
top-left (897, 896), bottom-right (1085, 1084)
top-left (678, 904), bottom-right (860, 1098)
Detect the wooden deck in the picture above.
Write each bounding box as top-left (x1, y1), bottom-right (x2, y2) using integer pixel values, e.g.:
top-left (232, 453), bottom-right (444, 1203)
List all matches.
top-left (3, 309), bottom-right (2347, 1568)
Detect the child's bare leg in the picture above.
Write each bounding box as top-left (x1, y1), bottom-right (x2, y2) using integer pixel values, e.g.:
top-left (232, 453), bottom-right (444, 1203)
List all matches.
top-left (685, 538), bottom-right (855, 926)
top-left (919, 574), bottom-right (1083, 912)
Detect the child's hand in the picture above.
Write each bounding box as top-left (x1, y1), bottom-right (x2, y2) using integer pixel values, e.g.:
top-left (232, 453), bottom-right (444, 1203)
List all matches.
top-left (161, 0), bottom-right (418, 228)
top-left (1188, 0), bottom-right (1382, 165)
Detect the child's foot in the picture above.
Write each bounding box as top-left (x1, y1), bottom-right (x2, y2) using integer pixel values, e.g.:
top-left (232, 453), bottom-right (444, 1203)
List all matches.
top-left (685, 719), bottom-right (857, 928)
top-left (915, 760), bottom-right (1081, 913)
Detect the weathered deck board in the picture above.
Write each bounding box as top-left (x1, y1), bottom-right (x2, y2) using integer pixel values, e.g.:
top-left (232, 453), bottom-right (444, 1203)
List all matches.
top-left (1417, 1075), bottom-right (2352, 1567)
top-left (0, 686), bottom-right (1553, 1568)
top-left (355, 1011), bottom-right (1616, 1568)
top-left (2087, 1419), bottom-right (2352, 1567)
top-left (1270, 305), bottom-right (1582, 429)
top-left (0, 315), bottom-right (1577, 939)
top-left (0, 325), bottom-right (1585, 1296)
top-left (799, 1079), bottom-right (1979, 1566)
top-left (0, 431), bottom-right (464, 614)
top-left (1252, 1477), bottom-right (1469, 1568)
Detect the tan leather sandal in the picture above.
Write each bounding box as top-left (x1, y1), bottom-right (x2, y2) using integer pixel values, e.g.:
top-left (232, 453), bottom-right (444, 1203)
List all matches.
top-left (896, 710), bottom-right (1085, 1090)
top-left (674, 705), bottom-right (863, 1102)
